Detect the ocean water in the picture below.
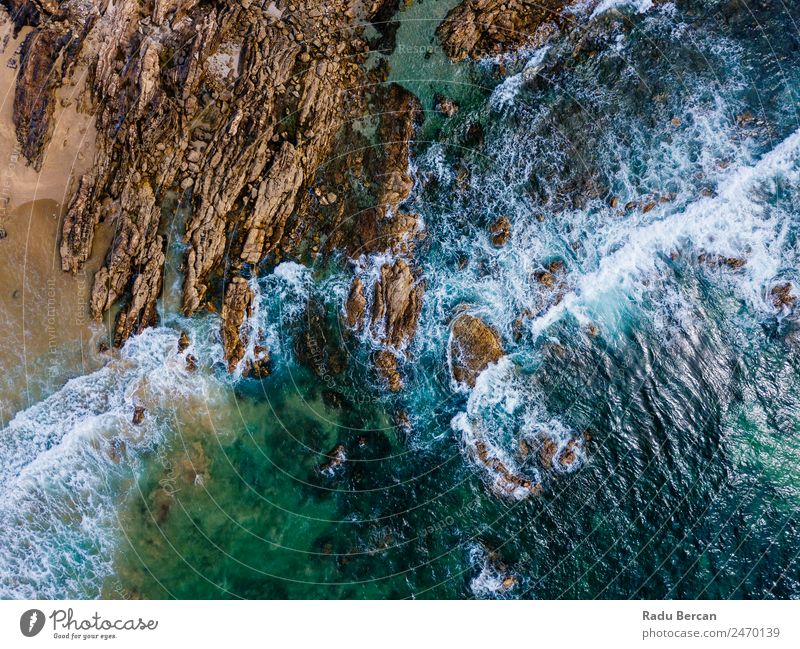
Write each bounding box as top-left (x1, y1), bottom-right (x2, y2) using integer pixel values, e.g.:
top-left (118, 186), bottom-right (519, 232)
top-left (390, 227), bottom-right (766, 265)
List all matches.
top-left (2, 0), bottom-right (800, 599)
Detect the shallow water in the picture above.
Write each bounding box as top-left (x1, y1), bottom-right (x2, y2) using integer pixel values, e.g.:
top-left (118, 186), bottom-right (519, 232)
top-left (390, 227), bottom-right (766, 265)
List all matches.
top-left (2, 0), bottom-right (800, 599)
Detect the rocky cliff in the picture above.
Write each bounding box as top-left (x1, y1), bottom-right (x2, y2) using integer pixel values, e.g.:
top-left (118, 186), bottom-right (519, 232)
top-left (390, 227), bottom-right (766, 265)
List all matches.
top-left (2, 0), bottom-right (413, 368)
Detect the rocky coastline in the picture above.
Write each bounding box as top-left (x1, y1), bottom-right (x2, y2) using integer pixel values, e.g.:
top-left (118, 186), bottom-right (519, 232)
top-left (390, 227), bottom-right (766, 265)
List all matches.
top-left (1, 0), bottom-right (662, 498)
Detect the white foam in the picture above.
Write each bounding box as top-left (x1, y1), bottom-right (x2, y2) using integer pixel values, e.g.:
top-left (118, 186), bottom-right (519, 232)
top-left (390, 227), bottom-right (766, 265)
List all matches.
top-left (591, 0), bottom-right (654, 19)
top-left (0, 327), bottom-right (227, 598)
top-left (489, 46), bottom-right (550, 110)
top-left (234, 261), bottom-right (314, 374)
top-left (529, 127), bottom-right (800, 338)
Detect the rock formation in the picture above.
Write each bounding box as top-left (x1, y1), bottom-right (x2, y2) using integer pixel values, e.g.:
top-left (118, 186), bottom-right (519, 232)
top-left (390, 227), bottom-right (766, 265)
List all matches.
top-left (220, 277), bottom-right (254, 374)
top-left (342, 83), bottom-right (426, 390)
top-left (437, 0), bottom-right (665, 62)
top-left (371, 259), bottom-right (423, 349)
top-left (449, 313), bottom-right (504, 387)
top-left (436, 0), bottom-right (570, 62)
top-left (3, 0), bottom-right (399, 362)
top-left (489, 215), bottom-right (511, 246)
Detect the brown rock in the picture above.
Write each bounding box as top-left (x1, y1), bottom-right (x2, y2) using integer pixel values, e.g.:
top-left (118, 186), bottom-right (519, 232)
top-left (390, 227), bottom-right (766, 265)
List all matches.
top-left (771, 282), bottom-right (796, 309)
top-left (345, 277), bottom-right (366, 329)
top-left (450, 313), bottom-right (503, 387)
top-left (436, 0), bottom-right (569, 62)
top-left (535, 270), bottom-right (556, 288)
top-left (489, 215), bottom-right (511, 247)
top-left (539, 437), bottom-right (558, 468)
top-left (371, 259), bottom-right (424, 349)
top-left (375, 350), bottom-right (402, 392)
top-left (12, 25), bottom-right (71, 169)
top-left (249, 344), bottom-right (271, 379)
top-left (472, 440), bottom-right (538, 497)
top-left (177, 331), bottom-right (191, 352)
top-left (221, 277), bottom-right (254, 373)
top-left (4, 0), bottom-right (390, 350)
top-left (132, 405), bottom-right (145, 425)
top-left (721, 256), bottom-right (747, 269)
top-left (558, 439), bottom-right (580, 468)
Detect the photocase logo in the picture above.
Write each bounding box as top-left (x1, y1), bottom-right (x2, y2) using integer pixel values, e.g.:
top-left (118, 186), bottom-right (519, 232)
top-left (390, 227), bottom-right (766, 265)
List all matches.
top-left (20, 609), bottom-right (45, 637)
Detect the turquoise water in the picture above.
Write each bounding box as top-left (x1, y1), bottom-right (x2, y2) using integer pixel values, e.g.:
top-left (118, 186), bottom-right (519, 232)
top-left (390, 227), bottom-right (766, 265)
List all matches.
top-left (2, 0), bottom-right (800, 599)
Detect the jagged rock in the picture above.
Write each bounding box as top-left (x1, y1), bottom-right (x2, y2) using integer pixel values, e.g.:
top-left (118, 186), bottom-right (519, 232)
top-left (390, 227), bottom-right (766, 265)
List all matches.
top-left (435, 93), bottom-right (458, 117)
top-left (490, 215), bottom-right (511, 246)
top-left (345, 277), bottom-right (366, 329)
top-left (221, 277), bottom-right (254, 373)
top-left (0, 1), bottom-right (42, 32)
top-left (351, 84), bottom-right (422, 256)
top-left (375, 350), bottom-right (402, 392)
top-left (436, 0), bottom-right (569, 62)
top-left (449, 313), bottom-right (503, 387)
top-left (248, 345), bottom-right (271, 379)
top-left (371, 259), bottom-right (424, 349)
top-left (771, 282), bottom-right (796, 309)
top-left (721, 256), bottom-right (747, 268)
top-left (12, 24), bottom-right (72, 169)
top-left (177, 331), bottom-right (190, 352)
top-left (132, 405), bottom-right (145, 425)
top-left (110, 234), bottom-right (166, 347)
top-left (539, 437), bottom-right (557, 468)
top-left (4, 0), bottom-right (393, 352)
top-left (472, 440), bottom-right (539, 497)
top-left (558, 439), bottom-right (579, 467)
top-left (437, 0), bottom-right (666, 62)
top-left (535, 270), bottom-right (556, 288)
top-left (220, 277), bottom-right (271, 377)
top-left (318, 444), bottom-right (346, 476)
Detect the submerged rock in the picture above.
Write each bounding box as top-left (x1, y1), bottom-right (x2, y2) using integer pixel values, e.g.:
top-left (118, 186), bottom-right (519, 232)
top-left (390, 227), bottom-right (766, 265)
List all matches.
top-left (435, 93), bottom-right (459, 117)
top-left (449, 313), bottom-right (504, 388)
top-left (318, 444), bottom-right (347, 476)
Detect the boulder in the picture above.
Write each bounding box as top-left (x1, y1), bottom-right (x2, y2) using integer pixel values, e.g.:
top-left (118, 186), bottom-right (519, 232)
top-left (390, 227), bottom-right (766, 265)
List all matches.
top-left (489, 216), bottom-right (511, 247)
top-left (132, 405), bottom-right (145, 425)
top-left (345, 277), bottom-right (367, 329)
top-left (449, 313), bottom-right (503, 387)
top-left (771, 282), bottom-right (795, 308)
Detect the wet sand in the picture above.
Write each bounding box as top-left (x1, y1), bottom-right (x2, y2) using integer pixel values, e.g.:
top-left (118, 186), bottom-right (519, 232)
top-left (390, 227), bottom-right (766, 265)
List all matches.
top-left (0, 12), bottom-right (109, 424)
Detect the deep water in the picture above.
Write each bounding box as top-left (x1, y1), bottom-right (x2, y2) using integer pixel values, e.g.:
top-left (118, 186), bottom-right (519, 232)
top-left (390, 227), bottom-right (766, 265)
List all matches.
top-left (2, 0), bottom-right (800, 599)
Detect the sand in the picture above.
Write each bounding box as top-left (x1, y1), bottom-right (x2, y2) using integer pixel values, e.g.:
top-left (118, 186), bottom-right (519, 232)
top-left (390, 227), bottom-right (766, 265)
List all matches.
top-left (0, 10), bottom-right (111, 425)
